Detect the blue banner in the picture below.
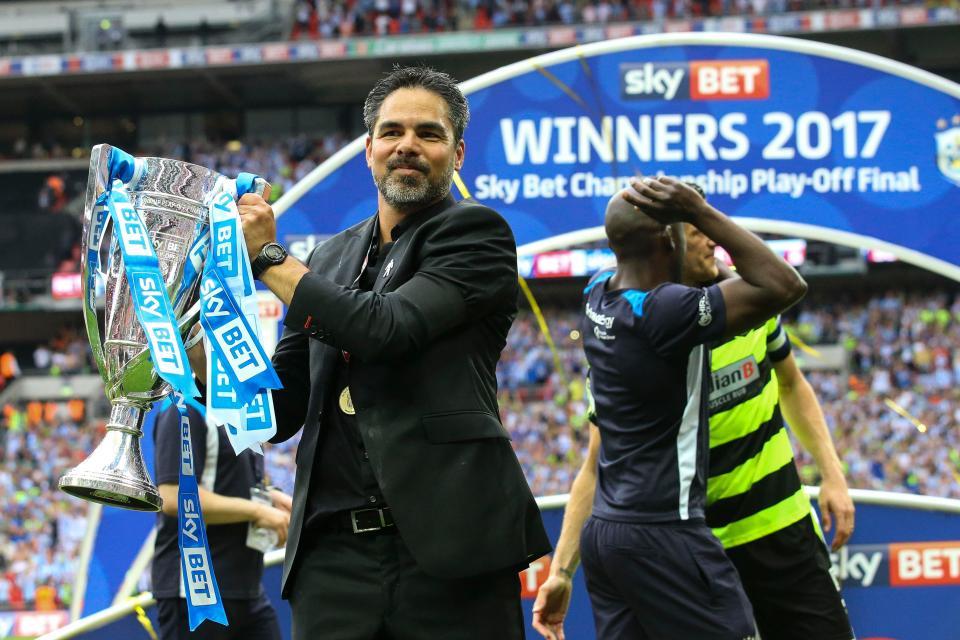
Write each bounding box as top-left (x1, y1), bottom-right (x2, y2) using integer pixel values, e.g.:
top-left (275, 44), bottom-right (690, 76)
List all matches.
top-left (79, 494), bottom-right (960, 640)
top-left (274, 34), bottom-right (960, 279)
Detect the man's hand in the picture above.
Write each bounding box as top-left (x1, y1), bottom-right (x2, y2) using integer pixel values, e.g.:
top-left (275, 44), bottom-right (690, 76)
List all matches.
top-left (270, 489), bottom-right (293, 514)
top-left (238, 183), bottom-right (274, 261)
top-left (819, 475), bottom-right (855, 550)
top-left (622, 176), bottom-right (710, 225)
top-left (532, 574), bottom-right (573, 640)
top-left (253, 502), bottom-right (290, 547)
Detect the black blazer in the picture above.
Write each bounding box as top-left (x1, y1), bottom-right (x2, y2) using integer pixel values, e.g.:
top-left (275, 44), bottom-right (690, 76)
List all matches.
top-left (270, 194), bottom-right (550, 597)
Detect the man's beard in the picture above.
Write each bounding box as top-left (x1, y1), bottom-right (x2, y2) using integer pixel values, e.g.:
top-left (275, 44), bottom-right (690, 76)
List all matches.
top-left (375, 156), bottom-right (454, 211)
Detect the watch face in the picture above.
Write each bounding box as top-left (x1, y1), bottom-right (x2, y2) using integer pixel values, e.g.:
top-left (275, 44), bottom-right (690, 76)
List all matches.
top-left (264, 244), bottom-right (285, 261)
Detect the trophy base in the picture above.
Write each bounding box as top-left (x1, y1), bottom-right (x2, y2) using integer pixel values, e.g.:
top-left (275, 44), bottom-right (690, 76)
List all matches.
top-left (58, 404), bottom-right (162, 512)
top-left (59, 472), bottom-right (162, 512)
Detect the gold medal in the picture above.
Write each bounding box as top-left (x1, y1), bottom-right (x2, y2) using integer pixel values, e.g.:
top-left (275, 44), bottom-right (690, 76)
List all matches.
top-left (338, 386), bottom-right (355, 415)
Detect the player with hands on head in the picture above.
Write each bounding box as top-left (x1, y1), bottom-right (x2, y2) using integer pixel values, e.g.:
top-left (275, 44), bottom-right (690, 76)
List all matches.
top-left (534, 175), bottom-right (806, 640)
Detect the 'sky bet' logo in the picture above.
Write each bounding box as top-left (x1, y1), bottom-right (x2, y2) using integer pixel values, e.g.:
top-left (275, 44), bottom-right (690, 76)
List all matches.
top-left (621, 60), bottom-right (770, 101)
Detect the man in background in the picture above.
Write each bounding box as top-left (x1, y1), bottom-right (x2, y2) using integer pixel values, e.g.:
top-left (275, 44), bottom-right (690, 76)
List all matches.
top-left (682, 198), bottom-right (856, 640)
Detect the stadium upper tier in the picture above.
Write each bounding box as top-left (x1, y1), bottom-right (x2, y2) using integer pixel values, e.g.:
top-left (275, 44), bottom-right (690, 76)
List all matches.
top-left (1, 0), bottom-right (957, 59)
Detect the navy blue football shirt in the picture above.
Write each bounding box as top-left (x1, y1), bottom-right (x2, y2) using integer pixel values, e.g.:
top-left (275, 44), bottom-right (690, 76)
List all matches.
top-left (582, 270), bottom-right (727, 523)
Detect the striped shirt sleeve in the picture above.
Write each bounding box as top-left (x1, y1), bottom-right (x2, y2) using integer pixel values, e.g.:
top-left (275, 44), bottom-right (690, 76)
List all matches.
top-left (766, 316), bottom-right (792, 362)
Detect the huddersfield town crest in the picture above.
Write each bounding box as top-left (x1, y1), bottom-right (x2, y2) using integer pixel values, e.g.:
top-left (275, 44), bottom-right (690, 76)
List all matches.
top-left (936, 115), bottom-right (960, 187)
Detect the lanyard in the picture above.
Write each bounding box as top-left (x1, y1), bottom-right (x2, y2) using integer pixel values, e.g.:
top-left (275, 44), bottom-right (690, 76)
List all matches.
top-left (341, 230), bottom-right (381, 364)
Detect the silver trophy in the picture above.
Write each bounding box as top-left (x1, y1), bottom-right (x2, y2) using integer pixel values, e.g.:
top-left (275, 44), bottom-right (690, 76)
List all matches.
top-left (59, 144), bottom-right (260, 512)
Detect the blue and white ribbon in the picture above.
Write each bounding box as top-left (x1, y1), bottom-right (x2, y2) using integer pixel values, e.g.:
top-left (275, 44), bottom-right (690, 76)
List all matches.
top-left (95, 146), bottom-right (227, 630)
top-left (173, 389), bottom-right (228, 631)
top-left (200, 174), bottom-right (280, 454)
top-left (101, 165), bottom-right (198, 399)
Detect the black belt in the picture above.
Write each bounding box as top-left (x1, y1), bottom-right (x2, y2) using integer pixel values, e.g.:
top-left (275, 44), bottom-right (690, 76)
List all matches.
top-left (318, 506), bottom-right (396, 534)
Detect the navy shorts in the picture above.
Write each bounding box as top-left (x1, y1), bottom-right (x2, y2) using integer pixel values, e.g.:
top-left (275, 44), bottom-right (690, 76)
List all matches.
top-left (156, 594), bottom-right (281, 640)
top-left (580, 516), bottom-right (758, 640)
top-left (724, 515), bottom-right (855, 640)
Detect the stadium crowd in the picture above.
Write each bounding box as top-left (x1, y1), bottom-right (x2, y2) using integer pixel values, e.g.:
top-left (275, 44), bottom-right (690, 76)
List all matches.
top-left (8, 136), bottom-right (351, 210)
top-left (0, 402), bottom-right (92, 611)
top-left (288, 0), bottom-right (955, 38)
top-left (3, 288), bottom-right (960, 609)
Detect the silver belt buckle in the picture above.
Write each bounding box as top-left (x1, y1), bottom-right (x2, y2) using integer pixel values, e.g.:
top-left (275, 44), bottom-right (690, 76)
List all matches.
top-left (351, 508), bottom-right (386, 533)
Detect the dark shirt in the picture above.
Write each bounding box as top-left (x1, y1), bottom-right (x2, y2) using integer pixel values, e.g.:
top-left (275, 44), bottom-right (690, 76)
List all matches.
top-left (581, 270), bottom-right (727, 523)
top-left (303, 228), bottom-right (398, 528)
top-left (152, 403), bottom-right (265, 599)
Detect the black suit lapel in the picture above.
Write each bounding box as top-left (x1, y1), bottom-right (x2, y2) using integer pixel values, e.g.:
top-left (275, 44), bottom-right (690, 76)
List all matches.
top-left (373, 234), bottom-right (410, 293)
top-left (372, 195), bottom-right (456, 293)
top-left (335, 214), bottom-right (378, 286)
top-left (314, 213), bottom-right (377, 377)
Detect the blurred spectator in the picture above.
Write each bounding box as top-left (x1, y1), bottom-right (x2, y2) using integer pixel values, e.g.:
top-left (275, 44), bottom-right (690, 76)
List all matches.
top-left (154, 16), bottom-right (168, 48)
top-left (30, 326), bottom-right (93, 376)
top-left (0, 351), bottom-right (19, 392)
top-left (0, 401), bottom-right (94, 611)
top-left (38, 175), bottom-right (68, 214)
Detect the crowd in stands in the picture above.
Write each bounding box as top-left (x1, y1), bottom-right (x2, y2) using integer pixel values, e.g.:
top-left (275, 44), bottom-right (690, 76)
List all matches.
top-left (288, 0), bottom-right (953, 38)
top-left (5, 135), bottom-right (351, 213)
top-left (790, 291), bottom-right (960, 497)
top-left (500, 290), bottom-right (960, 498)
top-left (144, 135), bottom-right (352, 206)
top-left (0, 401), bottom-right (92, 611)
top-left (3, 288), bottom-right (960, 609)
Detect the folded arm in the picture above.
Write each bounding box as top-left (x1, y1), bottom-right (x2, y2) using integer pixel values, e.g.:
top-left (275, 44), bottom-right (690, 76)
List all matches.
top-left (281, 205), bottom-right (517, 362)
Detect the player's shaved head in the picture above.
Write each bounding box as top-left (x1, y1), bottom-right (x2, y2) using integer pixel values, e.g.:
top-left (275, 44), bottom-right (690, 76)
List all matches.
top-left (605, 190), bottom-right (671, 260)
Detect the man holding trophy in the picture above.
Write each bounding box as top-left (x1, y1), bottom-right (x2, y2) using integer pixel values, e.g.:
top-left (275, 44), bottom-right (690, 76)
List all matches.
top-left (60, 63), bottom-right (547, 638)
top-left (224, 64), bottom-right (551, 639)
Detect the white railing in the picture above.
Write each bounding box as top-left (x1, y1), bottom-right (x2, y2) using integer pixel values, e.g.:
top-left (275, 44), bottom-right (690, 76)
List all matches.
top-left (38, 488), bottom-right (960, 639)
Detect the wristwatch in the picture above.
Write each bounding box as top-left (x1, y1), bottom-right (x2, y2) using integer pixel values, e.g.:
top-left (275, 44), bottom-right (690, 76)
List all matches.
top-left (252, 242), bottom-right (288, 279)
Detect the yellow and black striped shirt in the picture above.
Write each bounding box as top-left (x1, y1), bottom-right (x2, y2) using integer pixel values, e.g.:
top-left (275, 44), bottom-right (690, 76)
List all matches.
top-left (706, 317), bottom-right (811, 549)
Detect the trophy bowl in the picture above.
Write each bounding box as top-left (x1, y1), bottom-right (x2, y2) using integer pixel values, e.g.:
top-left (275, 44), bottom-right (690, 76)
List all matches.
top-left (59, 144), bottom-right (227, 511)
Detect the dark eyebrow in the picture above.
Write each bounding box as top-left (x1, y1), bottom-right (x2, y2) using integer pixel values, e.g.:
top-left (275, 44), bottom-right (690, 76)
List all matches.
top-left (377, 120), bottom-right (449, 135)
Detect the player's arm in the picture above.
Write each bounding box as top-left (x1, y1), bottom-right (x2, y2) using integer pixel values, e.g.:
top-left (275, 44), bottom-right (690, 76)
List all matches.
top-left (532, 423), bottom-right (601, 640)
top-left (774, 352), bottom-right (854, 550)
top-left (158, 484), bottom-right (290, 546)
top-left (624, 177), bottom-right (807, 338)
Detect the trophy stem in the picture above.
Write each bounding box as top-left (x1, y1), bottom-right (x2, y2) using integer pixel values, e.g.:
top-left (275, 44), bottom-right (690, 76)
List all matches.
top-left (58, 401), bottom-right (162, 512)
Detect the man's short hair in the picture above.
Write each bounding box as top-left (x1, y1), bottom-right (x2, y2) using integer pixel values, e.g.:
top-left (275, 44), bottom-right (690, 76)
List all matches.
top-left (363, 65), bottom-right (470, 143)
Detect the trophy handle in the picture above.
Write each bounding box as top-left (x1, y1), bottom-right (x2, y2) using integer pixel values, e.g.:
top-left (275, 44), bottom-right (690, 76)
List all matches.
top-left (252, 177), bottom-right (268, 198)
top-left (80, 144), bottom-right (113, 387)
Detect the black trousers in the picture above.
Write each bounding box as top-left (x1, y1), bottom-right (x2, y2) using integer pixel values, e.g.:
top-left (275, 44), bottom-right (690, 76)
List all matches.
top-left (289, 528), bottom-right (524, 640)
top-left (156, 593), bottom-right (281, 640)
top-left (725, 515), bottom-right (855, 640)
top-left (580, 517), bottom-right (757, 640)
